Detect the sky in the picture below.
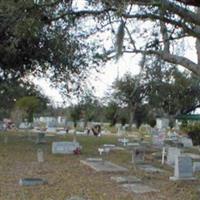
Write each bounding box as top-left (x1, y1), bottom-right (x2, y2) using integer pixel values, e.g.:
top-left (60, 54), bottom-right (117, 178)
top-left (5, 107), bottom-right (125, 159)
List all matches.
top-left (33, 54), bottom-right (141, 106)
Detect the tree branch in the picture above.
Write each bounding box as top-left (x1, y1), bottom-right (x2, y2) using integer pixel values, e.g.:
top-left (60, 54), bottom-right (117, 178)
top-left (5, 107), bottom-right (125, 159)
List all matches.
top-left (126, 49), bottom-right (200, 76)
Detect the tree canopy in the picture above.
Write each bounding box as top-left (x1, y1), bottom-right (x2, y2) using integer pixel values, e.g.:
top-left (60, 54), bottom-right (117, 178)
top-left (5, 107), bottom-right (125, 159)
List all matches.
top-left (0, 0), bottom-right (105, 94)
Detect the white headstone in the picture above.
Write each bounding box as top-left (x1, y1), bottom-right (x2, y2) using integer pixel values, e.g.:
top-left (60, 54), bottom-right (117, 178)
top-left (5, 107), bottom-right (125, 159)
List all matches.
top-left (170, 156), bottom-right (196, 180)
top-left (167, 147), bottom-right (181, 166)
top-left (52, 142), bottom-right (81, 154)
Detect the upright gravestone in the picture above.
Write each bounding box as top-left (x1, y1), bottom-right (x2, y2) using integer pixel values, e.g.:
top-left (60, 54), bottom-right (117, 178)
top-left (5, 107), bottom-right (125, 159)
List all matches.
top-left (170, 156), bottom-right (196, 180)
top-left (37, 149), bottom-right (44, 163)
top-left (167, 147), bottom-right (181, 166)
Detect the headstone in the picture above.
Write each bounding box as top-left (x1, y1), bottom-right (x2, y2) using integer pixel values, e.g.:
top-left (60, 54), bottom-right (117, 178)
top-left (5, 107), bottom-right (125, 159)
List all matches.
top-left (170, 156), bottom-right (196, 180)
top-left (37, 149), bottom-right (44, 163)
top-left (122, 183), bottom-right (159, 194)
top-left (179, 137), bottom-right (193, 148)
top-left (193, 162), bottom-right (200, 172)
top-left (19, 178), bottom-right (47, 186)
top-left (167, 147), bottom-right (181, 166)
top-left (52, 141), bottom-right (81, 154)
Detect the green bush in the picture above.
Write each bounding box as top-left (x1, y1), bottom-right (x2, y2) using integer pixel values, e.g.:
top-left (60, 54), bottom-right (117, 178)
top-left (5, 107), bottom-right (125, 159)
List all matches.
top-left (180, 122), bottom-right (200, 145)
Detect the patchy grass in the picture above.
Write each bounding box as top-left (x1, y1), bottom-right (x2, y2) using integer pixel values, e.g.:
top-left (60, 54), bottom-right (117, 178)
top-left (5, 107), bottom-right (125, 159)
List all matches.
top-left (0, 131), bottom-right (199, 200)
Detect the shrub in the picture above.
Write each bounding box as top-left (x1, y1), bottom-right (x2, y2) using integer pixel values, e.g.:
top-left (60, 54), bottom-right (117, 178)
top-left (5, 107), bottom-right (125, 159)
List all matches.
top-left (180, 122), bottom-right (200, 145)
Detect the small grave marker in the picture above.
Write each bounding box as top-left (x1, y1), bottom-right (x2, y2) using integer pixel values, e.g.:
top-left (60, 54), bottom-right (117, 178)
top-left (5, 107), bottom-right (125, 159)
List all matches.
top-left (37, 148), bottom-right (44, 163)
top-left (19, 178), bottom-right (47, 186)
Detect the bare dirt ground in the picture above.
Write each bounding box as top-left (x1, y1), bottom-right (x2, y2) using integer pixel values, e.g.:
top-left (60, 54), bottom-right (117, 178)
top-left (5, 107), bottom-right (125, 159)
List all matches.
top-left (0, 132), bottom-right (199, 200)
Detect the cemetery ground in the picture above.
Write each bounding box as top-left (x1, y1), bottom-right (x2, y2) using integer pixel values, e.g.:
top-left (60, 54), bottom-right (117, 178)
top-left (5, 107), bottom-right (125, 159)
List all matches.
top-left (0, 132), bottom-right (200, 200)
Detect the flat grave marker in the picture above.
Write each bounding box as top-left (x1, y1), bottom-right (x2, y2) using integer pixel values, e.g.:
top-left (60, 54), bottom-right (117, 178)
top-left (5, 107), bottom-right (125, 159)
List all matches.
top-left (19, 178), bottom-right (47, 186)
top-left (52, 141), bottom-right (81, 154)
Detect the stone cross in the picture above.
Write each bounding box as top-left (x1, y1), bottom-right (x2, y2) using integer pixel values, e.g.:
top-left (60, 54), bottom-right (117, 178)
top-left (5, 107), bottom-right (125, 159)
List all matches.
top-left (161, 147), bottom-right (166, 165)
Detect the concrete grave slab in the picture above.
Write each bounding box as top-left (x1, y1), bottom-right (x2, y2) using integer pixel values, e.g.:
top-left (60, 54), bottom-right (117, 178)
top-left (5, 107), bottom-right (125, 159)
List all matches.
top-left (80, 159), bottom-right (128, 172)
top-left (138, 164), bottom-right (164, 173)
top-left (111, 176), bottom-right (141, 184)
top-left (52, 141), bottom-right (81, 154)
top-left (122, 183), bottom-right (159, 194)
